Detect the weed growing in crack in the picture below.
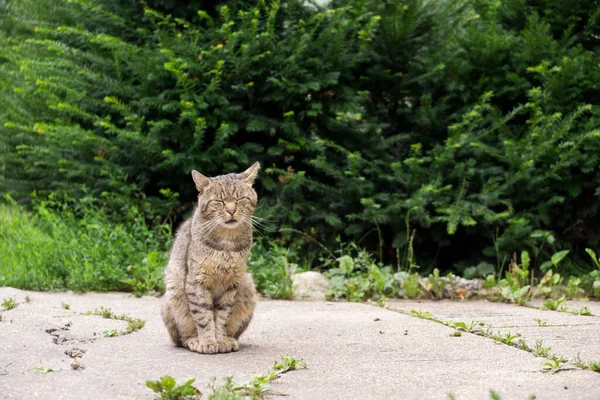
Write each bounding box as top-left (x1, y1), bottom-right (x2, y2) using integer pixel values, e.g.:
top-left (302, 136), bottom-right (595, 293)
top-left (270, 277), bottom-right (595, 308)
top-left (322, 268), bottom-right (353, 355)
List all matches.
top-left (541, 355), bottom-right (568, 374)
top-left (573, 353), bottom-right (586, 369)
top-left (61, 302), bottom-right (71, 310)
top-left (87, 306), bottom-right (145, 337)
top-left (587, 361), bottom-right (600, 372)
top-left (103, 329), bottom-right (119, 338)
top-left (449, 321), bottom-right (481, 332)
top-left (578, 306), bottom-right (593, 316)
top-left (494, 331), bottom-right (521, 346)
top-left (409, 310), bottom-right (443, 324)
top-left (146, 356), bottom-right (307, 400)
top-left (542, 296), bottom-right (566, 311)
top-left (572, 354), bottom-right (600, 372)
top-left (146, 376), bottom-right (201, 399)
top-left (208, 376), bottom-right (243, 400)
top-left (532, 340), bottom-right (552, 357)
top-left (533, 318), bottom-right (548, 327)
top-left (2, 298), bottom-right (17, 310)
top-left (272, 355), bottom-right (307, 373)
top-left (33, 361), bottom-right (54, 374)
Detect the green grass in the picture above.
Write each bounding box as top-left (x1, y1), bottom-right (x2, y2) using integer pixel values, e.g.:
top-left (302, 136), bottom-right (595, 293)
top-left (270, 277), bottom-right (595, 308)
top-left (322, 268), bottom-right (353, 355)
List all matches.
top-left (0, 200), bottom-right (169, 294)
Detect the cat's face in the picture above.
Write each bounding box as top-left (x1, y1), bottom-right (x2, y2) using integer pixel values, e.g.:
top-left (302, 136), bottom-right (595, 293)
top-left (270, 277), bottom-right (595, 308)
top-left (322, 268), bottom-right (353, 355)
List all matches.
top-left (192, 162), bottom-right (259, 230)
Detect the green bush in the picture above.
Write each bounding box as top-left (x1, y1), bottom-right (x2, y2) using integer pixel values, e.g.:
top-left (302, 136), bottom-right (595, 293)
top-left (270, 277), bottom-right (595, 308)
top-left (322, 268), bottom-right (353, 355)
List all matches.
top-left (1, 0), bottom-right (600, 276)
top-left (248, 240), bottom-right (299, 299)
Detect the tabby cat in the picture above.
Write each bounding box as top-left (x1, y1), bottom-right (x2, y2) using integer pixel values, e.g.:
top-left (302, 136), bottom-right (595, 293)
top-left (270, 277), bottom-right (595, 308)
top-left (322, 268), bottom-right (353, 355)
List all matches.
top-left (161, 162), bottom-right (260, 354)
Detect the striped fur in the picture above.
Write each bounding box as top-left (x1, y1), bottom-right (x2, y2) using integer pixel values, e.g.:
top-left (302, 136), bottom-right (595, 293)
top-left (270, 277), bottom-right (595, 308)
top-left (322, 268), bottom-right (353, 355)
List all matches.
top-left (161, 163), bottom-right (259, 354)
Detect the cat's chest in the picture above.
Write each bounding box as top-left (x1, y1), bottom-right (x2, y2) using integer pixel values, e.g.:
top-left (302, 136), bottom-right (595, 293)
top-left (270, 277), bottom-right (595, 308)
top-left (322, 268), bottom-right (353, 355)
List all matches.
top-left (191, 249), bottom-right (247, 289)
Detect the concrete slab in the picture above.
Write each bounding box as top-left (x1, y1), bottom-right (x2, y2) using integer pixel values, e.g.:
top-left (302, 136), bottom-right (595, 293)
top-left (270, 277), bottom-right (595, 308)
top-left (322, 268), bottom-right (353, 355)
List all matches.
top-left (1, 288), bottom-right (599, 400)
top-left (386, 299), bottom-right (600, 363)
top-left (528, 298), bottom-right (600, 316)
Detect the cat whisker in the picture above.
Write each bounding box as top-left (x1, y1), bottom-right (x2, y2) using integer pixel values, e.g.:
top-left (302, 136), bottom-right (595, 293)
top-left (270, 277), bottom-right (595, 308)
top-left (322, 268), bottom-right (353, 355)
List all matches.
top-left (242, 215), bottom-right (276, 233)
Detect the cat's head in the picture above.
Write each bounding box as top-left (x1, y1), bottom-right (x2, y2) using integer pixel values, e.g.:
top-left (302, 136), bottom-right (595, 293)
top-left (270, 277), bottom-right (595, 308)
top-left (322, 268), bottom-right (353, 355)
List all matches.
top-left (191, 162), bottom-right (260, 230)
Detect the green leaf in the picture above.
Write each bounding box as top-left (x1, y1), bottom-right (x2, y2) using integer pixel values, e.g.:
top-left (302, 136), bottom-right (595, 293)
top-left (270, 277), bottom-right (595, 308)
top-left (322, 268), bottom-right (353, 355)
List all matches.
top-left (585, 248), bottom-right (599, 268)
top-left (338, 255), bottom-right (354, 275)
top-left (551, 250), bottom-right (570, 267)
top-left (145, 380), bottom-right (161, 392)
top-left (160, 376), bottom-right (176, 391)
top-left (540, 261), bottom-right (553, 273)
top-left (521, 251), bottom-right (530, 270)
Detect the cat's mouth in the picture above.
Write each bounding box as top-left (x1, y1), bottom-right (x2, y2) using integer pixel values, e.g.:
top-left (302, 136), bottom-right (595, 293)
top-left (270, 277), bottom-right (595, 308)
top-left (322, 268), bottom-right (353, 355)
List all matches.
top-left (224, 218), bottom-right (238, 225)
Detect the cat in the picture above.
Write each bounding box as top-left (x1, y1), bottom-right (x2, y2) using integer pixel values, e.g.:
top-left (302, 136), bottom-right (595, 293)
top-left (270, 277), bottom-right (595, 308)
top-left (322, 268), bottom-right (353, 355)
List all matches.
top-left (161, 162), bottom-right (260, 354)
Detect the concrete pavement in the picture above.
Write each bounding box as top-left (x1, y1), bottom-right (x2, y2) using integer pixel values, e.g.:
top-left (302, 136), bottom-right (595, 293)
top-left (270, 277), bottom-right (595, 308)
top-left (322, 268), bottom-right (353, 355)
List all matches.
top-left (1, 287), bottom-right (599, 399)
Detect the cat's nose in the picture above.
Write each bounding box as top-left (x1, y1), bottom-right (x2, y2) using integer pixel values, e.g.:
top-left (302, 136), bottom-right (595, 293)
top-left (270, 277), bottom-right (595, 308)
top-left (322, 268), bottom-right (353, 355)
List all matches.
top-left (225, 202), bottom-right (236, 216)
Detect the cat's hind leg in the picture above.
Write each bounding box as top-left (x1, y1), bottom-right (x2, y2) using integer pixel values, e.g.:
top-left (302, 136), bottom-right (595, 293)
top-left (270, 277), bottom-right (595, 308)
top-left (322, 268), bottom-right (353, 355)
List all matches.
top-left (226, 273), bottom-right (257, 340)
top-left (162, 291), bottom-right (198, 349)
top-left (161, 301), bottom-right (181, 346)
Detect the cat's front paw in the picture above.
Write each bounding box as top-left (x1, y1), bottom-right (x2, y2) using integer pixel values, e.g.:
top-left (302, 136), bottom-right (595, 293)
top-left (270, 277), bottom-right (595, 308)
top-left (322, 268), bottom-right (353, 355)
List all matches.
top-left (185, 338), bottom-right (218, 354)
top-left (217, 337), bottom-right (239, 353)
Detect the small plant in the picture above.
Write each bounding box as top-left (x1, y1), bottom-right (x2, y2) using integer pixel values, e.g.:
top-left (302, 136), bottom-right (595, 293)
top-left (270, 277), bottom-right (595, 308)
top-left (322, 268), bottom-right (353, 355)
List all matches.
top-left (579, 306), bottom-right (593, 316)
top-left (573, 353), bottom-right (586, 369)
top-left (587, 361), bottom-right (600, 372)
top-left (420, 268), bottom-right (444, 300)
top-left (532, 340), bottom-right (552, 358)
top-left (146, 376), bottom-right (201, 400)
top-left (538, 270), bottom-right (564, 298)
top-left (88, 307), bottom-right (145, 336)
top-left (494, 331), bottom-right (521, 346)
top-left (395, 271), bottom-right (423, 298)
top-left (98, 306), bottom-right (116, 319)
top-left (272, 355), bottom-right (307, 374)
top-left (564, 277), bottom-right (584, 299)
top-left (237, 372), bottom-right (278, 399)
top-left (534, 319), bottom-right (548, 327)
top-left (489, 391), bottom-right (501, 400)
top-left (103, 329), bottom-right (119, 338)
top-left (573, 355), bottom-right (600, 372)
top-left (409, 309), bottom-right (444, 324)
top-left (499, 253), bottom-right (531, 305)
top-left (450, 321), bottom-right (479, 333)
top-left (33, 361), bottom-right (54, 374)
top-left (2, 298), bottom-right (17, 310)
top-left (207, 377), bottom-right (242, 400)
top-left (452, 331), bottom-right (462, 337)
top-left (542, 296), bottom-right (566, 311)
top-left (410, 310), bottom-right (433, 319)
top-left (541, 355), bottom-right (568, 374)
top-left (61, 302), bottom-right (71, 310)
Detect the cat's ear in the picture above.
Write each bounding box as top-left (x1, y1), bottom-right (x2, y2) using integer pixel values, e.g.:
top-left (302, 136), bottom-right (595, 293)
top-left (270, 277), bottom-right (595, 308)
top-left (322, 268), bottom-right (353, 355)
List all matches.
top-left (191, 170), bottom-right (210, 193)
top-left (241, 161), bottom-right (260, 185)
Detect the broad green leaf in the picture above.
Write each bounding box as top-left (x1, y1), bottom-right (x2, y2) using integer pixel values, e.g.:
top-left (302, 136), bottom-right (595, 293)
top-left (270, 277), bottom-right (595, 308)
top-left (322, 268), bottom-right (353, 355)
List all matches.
top-left (338, 255), bottom-right (354, 275)
top-left (551, 250), bottom-right (570, 266)
top-left (585, 248), bottom-right (599, 268)
top-left (161, 376), bottom-right (176, 391)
